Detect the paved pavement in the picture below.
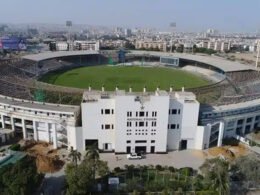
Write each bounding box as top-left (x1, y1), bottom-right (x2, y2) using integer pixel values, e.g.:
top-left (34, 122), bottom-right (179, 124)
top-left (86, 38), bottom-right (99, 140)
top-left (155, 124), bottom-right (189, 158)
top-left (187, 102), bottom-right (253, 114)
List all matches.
top-left (100, 150), bottom-right (207, 170)
top-left (40, 168), bottom-right (66, 195)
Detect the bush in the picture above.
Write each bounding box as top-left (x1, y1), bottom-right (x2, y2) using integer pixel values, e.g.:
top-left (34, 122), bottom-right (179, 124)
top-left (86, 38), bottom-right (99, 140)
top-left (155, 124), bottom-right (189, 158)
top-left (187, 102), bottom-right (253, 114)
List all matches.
top-left (114, 167), bottom-right (121, 173)
top-left (155, 165), bottom-right (163, 171)
top-left (179, 167), bottom-right (193, 177)
top-left (196, 191), bottom-right (216, 195)
top-left (0, 156), bottom-right (44, 195)
top-left (9, 143), bottom-right (21, 151)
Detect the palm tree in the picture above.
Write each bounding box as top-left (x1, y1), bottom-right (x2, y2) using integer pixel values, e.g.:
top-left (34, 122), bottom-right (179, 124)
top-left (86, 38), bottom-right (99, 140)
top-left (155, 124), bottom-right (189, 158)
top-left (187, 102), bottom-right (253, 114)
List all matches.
top-left (68, 147), bottom-right (81, 166)
top-left (85, 144), bottom-right (99, 161)
top-left (85, 144), bottom-right (100, 179)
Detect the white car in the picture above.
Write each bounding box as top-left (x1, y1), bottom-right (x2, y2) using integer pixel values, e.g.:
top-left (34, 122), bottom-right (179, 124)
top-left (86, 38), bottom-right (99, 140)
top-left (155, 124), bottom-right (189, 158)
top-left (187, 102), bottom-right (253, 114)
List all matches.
top-left (127, 153), bottom-right (142, 160)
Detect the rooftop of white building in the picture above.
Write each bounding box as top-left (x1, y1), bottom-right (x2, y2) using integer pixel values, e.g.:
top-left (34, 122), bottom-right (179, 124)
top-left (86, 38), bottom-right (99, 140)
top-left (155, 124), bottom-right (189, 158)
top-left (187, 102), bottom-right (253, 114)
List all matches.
top-left (82, 89), bottom-right (197, 102)
top-left (0, 95), bottom-right (80, 114)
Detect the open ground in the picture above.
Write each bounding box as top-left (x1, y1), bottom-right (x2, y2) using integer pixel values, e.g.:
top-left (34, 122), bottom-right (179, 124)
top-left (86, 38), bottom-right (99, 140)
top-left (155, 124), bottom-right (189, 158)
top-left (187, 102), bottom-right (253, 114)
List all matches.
top-left (40, 65), bottom-right (210, 91)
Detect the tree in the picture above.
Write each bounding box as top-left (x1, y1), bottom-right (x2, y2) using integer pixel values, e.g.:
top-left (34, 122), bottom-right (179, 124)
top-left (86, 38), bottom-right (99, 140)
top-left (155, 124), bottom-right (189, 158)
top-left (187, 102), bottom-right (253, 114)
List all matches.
top-left (68, 147), bottom-right (81, 166)
top-left (85, 144), bottom-right (99, 161)
top-left (85, 144), bottom-right (100, 179)
top-left (0, 156), bottom-right (44, 195)
top-left (199, 158), bottom-right (230, 195)
top-left (65, 161), bottom-right (94, 195)
top-left (96, 160), bottom-right (109, 178)
top-left (231, 154), bottom-right (260, 188)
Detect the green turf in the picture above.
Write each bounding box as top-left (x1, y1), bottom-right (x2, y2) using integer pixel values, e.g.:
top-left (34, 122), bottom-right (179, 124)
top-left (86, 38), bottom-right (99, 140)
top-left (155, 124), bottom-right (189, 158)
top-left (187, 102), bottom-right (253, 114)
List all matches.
top-left (40, 65), bottom-right (210, 91)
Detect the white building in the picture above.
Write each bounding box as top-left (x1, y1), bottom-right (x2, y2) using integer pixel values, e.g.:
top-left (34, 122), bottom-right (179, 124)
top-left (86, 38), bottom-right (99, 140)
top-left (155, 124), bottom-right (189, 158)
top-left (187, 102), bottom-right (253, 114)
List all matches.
top-left (80, 89), bottom-right (209, 153)
top-left (55, 42), bottom-right (69, 51)
top-left (0, 95), bottom-right (80, 149)
top-left (135, 41), bottom-right (167, 52)
top-left (74, 41), bottom-right (100, 51)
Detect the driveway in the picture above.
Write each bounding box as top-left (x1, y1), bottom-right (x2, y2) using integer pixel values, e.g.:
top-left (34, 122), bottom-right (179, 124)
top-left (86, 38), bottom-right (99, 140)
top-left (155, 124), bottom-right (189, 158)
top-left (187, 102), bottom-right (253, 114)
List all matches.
top-left (100, 149), bottom-right (208, 170)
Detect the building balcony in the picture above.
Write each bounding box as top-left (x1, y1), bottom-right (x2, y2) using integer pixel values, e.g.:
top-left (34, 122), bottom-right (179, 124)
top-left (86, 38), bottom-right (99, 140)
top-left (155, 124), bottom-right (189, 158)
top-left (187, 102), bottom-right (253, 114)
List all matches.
top-left (14, 122), bottom-right (22, 127)
top-left (25, 124), bottom-right (33, 129)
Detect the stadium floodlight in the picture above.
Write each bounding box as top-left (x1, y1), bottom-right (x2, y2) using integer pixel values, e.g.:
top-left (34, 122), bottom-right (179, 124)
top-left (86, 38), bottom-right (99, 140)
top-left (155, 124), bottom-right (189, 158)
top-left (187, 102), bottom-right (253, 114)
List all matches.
top-left (66, 21), bottom-right (73, 51)
top-left (66, 21), bottom-right (72, 27)
top-left (169, 22), bottom-right (176, 53)
top-left (256, 40), bottom-right (260, 69)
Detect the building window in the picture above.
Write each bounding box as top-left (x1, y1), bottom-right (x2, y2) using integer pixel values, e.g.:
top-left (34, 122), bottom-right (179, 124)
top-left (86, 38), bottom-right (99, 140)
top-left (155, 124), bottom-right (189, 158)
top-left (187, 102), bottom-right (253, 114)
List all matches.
top-left (151, 140), bottom-right (155, 143)
top-left (237, 119), bottom-right (244, 125)
top-left (105, 109), bottom-right (110, 114)
top-left (170, 124), bottom-right (176, 129)
top-left (171, 109), bottom-right (177, 114)
top-left (128, 122), bottom-right (132, 127)
top-left (178, 109), bottom-right (181, 114)
top-left (153, 111), bottom-right (157, 117)
top-left (111, 109), bottom-right (114, 114)
top-left (136, 112), bottom-right (138, 117)
top-left (139, 122), bottom-right (144, 127)
top-left (146, 112), bottom-right (148, 117)
top-left (101, 109), bottom-right (103, 114)
top-left (101, 124), bottom-right (104, 129)
top-left (126, 140), bottom-right (131, 143)
top-left (135, 140), bottom-right (147, 143)
top-left (152, 121), bottom-right (157, 127)
top-left (127, 111), bottom-right (132, 117)
top-left (139, 111), bottom-right (145, 117)
top-left (177, 124), bottom-right (180, 129)
top-left (105, 124), bottom-right (110, 129)
top-left (146, 122), bottom-right (148, 127)
top-left (246, 117), bottom-right (252, 123)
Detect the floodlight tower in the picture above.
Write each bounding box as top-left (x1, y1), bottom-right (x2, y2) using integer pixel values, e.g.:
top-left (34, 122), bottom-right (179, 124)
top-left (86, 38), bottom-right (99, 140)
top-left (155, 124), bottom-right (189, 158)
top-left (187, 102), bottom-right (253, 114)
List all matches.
top-left (256, 40), bottom-right (260, 69)
top-left (169, 22), bottom-right (176, 53)
top-left (66, 21), bottom-right (73, 50)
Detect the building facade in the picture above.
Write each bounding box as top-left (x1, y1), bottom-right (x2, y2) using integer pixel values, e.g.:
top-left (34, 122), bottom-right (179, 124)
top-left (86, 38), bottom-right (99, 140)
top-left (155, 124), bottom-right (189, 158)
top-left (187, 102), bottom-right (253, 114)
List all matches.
top-left (80, 89), bottom-right (210, 153)
top-left (135, 41), bottom-right (167, 52)
top-left (0, 95), bottom-right (80, 149)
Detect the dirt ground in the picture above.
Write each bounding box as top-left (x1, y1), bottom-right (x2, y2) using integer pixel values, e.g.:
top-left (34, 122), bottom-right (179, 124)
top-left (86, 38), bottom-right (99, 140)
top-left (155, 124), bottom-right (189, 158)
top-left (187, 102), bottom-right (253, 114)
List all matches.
top-left (224, 53), bottom-right (259, 66)
top-left (21, 140), bottom-right (64, 173)
top-left (207, 143), bottom-right (249, 161)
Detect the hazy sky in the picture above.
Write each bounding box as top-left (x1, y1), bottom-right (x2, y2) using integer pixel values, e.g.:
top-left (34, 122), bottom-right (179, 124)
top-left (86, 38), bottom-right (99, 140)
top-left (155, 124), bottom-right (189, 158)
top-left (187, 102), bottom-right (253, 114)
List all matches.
top-left (0, 0), bottom-right (259, 32)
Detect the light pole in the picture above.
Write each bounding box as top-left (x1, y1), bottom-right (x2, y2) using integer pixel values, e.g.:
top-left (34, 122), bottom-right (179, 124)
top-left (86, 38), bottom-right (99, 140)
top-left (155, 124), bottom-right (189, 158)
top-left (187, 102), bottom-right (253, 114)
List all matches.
top-left (66, 21), bottom-right (72, 51)
top-left (256, 40), bottom-right (260, 69)
top-left (170, 22), bottom-right (176, 53)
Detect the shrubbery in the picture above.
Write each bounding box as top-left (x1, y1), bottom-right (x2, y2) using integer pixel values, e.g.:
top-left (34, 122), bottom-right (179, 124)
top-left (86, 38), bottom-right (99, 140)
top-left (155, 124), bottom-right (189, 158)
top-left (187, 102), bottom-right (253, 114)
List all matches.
top-left (0, 156), bottom-right (44, 194)
top-left (8, 143), bottom-right (21, 151)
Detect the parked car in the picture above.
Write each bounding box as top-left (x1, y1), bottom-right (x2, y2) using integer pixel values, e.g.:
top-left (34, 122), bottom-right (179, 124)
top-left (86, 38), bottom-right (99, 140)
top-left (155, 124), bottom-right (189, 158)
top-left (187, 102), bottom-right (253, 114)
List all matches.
top-left (127, 153), bottom-right (142, 160)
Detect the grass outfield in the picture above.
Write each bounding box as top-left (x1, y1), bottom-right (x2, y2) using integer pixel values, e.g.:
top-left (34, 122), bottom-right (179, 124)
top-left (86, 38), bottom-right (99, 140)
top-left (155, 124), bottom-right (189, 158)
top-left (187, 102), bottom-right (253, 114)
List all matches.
top-left (40, 65), bottom-right (210, 91)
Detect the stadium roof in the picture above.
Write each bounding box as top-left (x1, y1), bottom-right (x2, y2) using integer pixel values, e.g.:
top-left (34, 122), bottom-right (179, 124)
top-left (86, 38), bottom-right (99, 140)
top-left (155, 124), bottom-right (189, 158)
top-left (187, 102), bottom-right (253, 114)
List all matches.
top-left (22, 50), bottom-right (99, 62)
top-left (130, 51), bottom-right (256, 73)
top-left (22, 50), bottom-right (256, 73)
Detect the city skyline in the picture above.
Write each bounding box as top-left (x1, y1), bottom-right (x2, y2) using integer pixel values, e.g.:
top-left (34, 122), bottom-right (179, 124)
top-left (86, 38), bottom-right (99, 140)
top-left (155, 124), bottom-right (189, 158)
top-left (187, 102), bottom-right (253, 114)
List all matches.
top-left (0, 0), bottom-right (259, 32)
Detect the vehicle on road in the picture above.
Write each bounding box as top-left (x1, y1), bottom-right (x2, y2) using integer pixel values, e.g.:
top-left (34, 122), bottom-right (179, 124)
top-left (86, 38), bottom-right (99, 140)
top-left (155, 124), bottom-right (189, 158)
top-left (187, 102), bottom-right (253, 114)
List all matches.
top-left (127, 153), bottom-right (142, 160)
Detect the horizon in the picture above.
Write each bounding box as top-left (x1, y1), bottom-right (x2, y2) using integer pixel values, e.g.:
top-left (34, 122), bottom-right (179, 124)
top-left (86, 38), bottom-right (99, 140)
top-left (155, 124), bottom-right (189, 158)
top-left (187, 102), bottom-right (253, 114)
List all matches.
top-left (0, 0), bottom-right (259, 33)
